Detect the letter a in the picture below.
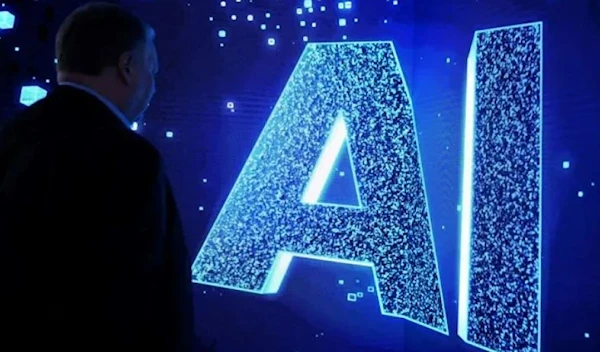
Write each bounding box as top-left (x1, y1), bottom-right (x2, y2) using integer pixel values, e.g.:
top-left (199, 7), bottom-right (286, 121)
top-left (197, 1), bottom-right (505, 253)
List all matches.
top-left (192, 41), bottom-right (448, 334)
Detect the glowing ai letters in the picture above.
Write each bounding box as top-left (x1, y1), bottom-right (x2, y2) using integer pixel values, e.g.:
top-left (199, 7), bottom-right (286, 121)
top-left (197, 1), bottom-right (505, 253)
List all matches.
top-left (458, 22), bottom-right (543, 352)
top-left (192, 41), bottom-right (449, 334)
top-left (192, 21), bottom-right (543, 352)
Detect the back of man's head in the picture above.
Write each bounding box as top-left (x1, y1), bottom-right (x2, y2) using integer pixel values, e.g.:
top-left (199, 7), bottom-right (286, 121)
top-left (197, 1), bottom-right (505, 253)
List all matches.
top-left (55, 2), bottom-right (158, 122)
top-left (56, 2), bottom-right (152, 76)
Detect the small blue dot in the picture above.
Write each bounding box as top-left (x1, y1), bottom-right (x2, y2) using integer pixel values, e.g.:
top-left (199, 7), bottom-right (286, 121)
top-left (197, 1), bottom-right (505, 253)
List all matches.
top-left (562, 161), bottom-right (570, 169)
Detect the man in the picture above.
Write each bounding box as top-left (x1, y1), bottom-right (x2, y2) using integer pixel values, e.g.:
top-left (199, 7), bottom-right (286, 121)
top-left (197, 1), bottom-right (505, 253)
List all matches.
top-left (0, 3), bottom-right (194, 351)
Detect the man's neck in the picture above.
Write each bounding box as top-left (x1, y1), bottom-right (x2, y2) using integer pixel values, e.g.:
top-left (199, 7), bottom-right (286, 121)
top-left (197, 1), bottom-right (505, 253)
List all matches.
top-left (57, 73), bottom-right (133, 127)
top-left (57, 72), bottom-right (126, 114)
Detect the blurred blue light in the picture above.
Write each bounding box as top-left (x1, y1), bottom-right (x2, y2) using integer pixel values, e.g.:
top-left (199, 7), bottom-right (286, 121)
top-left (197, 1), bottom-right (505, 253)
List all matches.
top-left (0, 10), bottom-right (15, 30)
top-left (19, 85), bottom-right (47, 106)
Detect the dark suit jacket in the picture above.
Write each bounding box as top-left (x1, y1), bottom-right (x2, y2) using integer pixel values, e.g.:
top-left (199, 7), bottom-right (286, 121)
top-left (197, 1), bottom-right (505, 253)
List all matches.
top-left (0, 86), bottom-right (194, 351)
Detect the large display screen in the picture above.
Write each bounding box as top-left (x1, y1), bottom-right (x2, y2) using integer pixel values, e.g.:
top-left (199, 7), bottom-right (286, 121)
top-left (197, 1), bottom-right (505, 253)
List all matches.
top-left (1, 1), bottom-right (598, 351)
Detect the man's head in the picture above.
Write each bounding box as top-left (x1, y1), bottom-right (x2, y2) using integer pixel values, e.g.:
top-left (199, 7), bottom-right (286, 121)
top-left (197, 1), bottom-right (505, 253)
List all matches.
top-left (55, 2), bottom-right (159, 123)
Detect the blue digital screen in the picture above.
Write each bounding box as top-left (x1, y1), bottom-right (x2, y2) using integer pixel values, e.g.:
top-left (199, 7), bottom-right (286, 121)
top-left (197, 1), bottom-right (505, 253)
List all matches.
top-left (1, 1), bottom-right (598, 351)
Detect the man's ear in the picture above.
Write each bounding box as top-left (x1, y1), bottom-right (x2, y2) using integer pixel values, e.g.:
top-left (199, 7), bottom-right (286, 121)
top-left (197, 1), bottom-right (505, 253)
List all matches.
top-left (117, 51), bottom-right (134, 85)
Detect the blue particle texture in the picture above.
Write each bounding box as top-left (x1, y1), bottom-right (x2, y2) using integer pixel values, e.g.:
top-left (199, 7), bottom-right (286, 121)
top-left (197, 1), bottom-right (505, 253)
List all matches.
top-left (192, 41), bottom-right (448, 333)
top-left (461, 22), bottom-right (543, 352)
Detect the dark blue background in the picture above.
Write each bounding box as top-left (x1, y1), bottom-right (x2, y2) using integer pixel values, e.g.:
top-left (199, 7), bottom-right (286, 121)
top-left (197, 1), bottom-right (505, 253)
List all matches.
top-left (1, 0), bottom-right (599, 351)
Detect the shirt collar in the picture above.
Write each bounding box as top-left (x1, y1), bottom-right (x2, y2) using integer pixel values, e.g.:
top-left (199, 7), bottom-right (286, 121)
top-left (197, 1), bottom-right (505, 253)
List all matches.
top-left (59, 82), bottom-right (132, 128)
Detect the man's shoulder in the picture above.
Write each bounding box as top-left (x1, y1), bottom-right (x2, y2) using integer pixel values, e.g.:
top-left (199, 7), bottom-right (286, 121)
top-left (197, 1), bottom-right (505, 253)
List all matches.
top-left (1, 88), bottom-right (164, 174)
top-left (75, 127), bottom-right (163, 170)
top-left (113, 129), bottom-right (163, 166)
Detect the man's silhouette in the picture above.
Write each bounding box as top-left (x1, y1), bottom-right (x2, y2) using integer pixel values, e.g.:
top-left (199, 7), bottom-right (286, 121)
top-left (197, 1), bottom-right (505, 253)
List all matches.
top-left (0, 3), bottom-right (194, 351)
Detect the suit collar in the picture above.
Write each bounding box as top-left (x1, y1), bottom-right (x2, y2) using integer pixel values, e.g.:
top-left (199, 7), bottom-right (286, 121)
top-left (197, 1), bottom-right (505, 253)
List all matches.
top-left (58, 82), bottom-right (132, 129)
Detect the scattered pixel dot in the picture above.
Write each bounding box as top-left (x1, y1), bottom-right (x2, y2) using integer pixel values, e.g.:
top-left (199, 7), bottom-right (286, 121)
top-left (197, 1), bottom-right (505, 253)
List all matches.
top-left (0, 10), bottom-right (16, 30)
top-left (19, 85), bottom-right (47, 106)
